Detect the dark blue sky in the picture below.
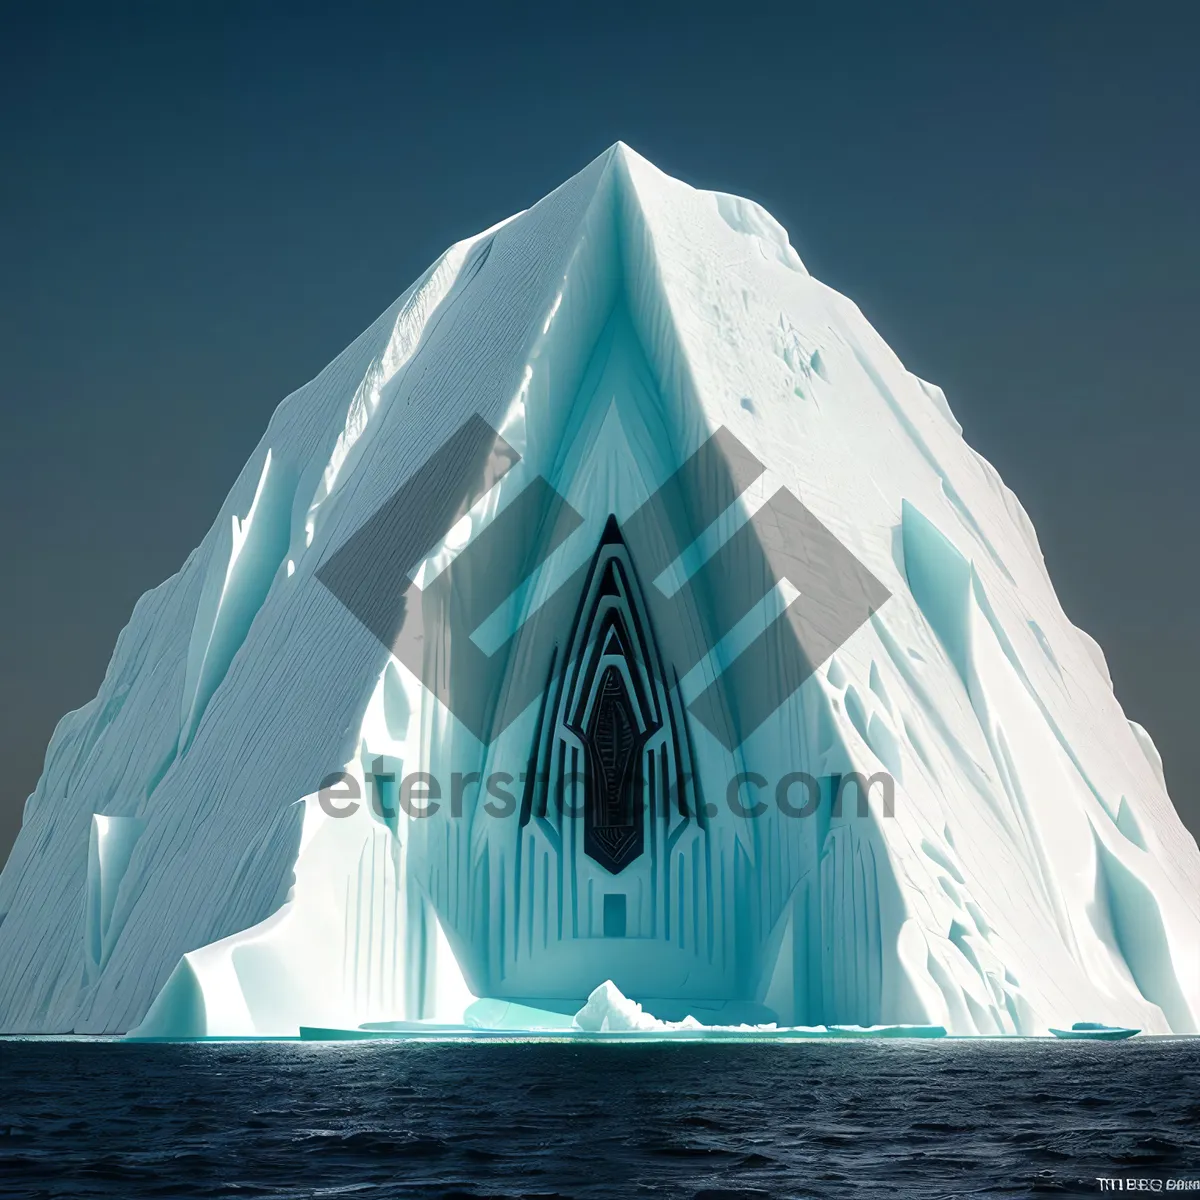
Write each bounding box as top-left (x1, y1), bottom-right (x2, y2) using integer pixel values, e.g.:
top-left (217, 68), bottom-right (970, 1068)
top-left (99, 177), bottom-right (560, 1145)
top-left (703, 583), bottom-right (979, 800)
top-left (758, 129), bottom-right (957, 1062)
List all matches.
top-left (2, 1), bottom-right (1197, 862)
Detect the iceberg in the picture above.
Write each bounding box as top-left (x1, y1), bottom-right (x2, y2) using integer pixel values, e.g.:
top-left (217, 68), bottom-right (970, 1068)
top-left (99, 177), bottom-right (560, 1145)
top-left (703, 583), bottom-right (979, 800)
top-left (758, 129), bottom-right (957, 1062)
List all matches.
top-left (0, 145), bottom-right (1196, 1039)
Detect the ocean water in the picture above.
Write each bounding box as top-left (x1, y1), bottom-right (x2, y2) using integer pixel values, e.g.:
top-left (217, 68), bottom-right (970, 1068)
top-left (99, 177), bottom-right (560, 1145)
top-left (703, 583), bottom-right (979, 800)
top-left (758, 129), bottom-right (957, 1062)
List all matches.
top-left (1, 1038), bottom-right (1197, 1198)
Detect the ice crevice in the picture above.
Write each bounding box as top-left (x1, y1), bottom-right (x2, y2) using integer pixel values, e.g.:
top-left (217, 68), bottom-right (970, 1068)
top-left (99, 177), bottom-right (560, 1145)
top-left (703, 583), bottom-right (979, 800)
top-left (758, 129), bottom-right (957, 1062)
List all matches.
top-left (180, 449), bottom-right (297, 756)
top-left (83, 815), bottom-right (145, 984)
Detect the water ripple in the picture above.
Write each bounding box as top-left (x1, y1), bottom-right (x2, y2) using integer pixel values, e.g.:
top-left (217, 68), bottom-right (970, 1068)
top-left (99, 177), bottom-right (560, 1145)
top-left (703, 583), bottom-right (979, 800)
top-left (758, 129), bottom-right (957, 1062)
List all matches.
top-left (0, 1039), bottom-right (1196, 1198)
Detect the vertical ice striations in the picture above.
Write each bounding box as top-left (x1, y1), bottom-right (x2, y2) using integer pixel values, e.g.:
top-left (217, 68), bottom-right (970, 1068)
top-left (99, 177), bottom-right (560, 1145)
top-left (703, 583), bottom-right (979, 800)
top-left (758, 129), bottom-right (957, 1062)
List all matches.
top-left (0, 144), bottom-right (1195, 1036)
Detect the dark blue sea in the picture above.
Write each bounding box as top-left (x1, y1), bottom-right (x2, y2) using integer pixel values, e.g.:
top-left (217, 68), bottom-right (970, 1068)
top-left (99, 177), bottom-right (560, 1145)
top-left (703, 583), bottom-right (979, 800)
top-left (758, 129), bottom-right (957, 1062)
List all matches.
top-left (1, 1038), bottom-right (1198, 1198)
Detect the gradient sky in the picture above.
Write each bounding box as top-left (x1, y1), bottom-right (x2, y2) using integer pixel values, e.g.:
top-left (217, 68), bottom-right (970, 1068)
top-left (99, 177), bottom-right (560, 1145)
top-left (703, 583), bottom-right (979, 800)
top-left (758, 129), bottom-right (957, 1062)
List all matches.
top-left (1, 1), bottom-right (1197, 865)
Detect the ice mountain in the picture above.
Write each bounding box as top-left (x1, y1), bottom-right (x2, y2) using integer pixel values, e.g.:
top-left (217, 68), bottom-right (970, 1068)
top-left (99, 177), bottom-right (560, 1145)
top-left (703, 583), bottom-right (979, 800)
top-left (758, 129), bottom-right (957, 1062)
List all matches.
top-left (1, 144), bottom-right (1196, 1037)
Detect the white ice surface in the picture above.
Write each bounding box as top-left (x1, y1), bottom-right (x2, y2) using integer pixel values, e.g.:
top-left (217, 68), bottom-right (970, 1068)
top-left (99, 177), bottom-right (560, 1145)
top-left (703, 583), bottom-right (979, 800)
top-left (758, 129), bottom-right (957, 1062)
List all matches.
top-left (573, 981), bottom-right (703, 1032)
top-left (0, 145), bottom-right (1196, 1037)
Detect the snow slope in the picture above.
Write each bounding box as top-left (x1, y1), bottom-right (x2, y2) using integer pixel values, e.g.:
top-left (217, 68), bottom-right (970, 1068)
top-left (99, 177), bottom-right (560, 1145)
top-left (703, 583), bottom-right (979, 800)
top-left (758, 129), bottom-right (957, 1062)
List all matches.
top-left (0, 144), bottom-right (1196, 1036)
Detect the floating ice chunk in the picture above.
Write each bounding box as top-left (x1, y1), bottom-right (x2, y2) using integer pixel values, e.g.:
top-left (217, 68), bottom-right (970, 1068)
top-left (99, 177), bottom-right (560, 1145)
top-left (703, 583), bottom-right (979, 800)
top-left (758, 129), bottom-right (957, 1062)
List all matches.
top-left (826, 1024), bottom-right (947, 1039)
top-left (573, 982), bottom-right (702, 1032)
top-left (465, 998), bottom-right (575, 1031)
